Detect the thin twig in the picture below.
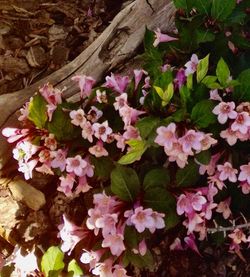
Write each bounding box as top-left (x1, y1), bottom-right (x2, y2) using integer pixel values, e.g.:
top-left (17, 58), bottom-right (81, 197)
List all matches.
top-left (207, 222), bottom-right (250, 234)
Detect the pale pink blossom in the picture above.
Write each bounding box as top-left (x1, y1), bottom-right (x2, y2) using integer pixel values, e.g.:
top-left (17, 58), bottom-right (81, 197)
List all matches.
top-left (39, 83), bottom-right (62, 106)
top-left (87, 106), bottom-right (103, 122)
top-left (208, 173), bottom-right (225, 190)
top-left (82, 157), bottom-right (94, 177)
top-left (13, 140), bottom-right (39, 161)
top-left (113, 93), bottom-right (128, 111)
top-left (69, 109), bottom-right (86, 127)
top-left (113, 265), bottom-right (130, 277)
top-left (138, 239), bottom-right (147, 256)
top-left (36, 163), bottom-right (54, 175)
top-left (239, 182), bottom-right (250, 194)
top-left (38, 149), bottom-right (52, 163)
top-left (81, 121), bottom-right (94, 142)
top-left (178, 130), bottom-right (204, 154)
top-left (170, 238), bottom-right (184, 251)
top-left (175, 68), bottom-right (186, 89)
top-left (184, 54), bottom-right (199, 76)
top-left (59, 215), bottom-right (87, 254)
top-left (18, 101), bottom-right (30, 121)
top-left (184, 212), bottom-right (204, 233)
top-left (96, 89), bottom-right (108, 103)
top-left (198, 153), bottom-right (220, 176)
top-left (200, 133), bottom-right (217, 151)
top-left (149, 211), bottom-right (165, 233)
top-left (86, 208), bottom-right (102, 235)
top-left (217, 162), bottom-right (238, 182)
top-left (231, 112), bottom-right (250, 134)
top-left (143, 76), bottom-right (151, 89)
top-left (72, 75), bottom-right (96, 98)
top-left (102, 233), bottom-right (125, 256)
top-left (184, 234), bottom-right (201, 256)
top-left (177, 192), bottom-right (207, 215)
top-left (228, 228), bottom-right (248, 244)
top-left (238, 162), bottom-right (250, 184)
top-left (18, 159), bottom-right (38, 180)
top-left (95, 213), bottom-right (118, 237)
top-left (2, 127), bottom-right (29, 143)
top-left (66, 155), bottom-right (87, 177)
top-left (134, 69), bottom-right (147, 90)
top-left (51, 149), bottom-right (67, 171)
top-left (212, 102), bottom-right (237, 124)
top-left (92, 121), bottom-right (112, 142)
top-left (75, 175), bottom-right (92, 195)
top-left (114, 133), bottom-right (126, 151)
top-left (104, 73), bottom-right (130, 94)
top-left (220, 128), bottom-right (238, 145)
top-left (165, 141), bottom-right (189, 168)
top-left (153, 28), bottom-right (178, 47)
top-left (92, 260), bottom-right (113, 277)
top-left (123, 125), bottom-right (140, 140)
top-left (89, 141), bottom-right (109, 157)
top-left (209, 89), bottom-right (222, 101)
top-left (154, 123), bottom-right (177, 149)
top-left (58, 173), bottom-right (75, 197)
top-left (44, 133), bottom-right (57, 150)
top-left (130, 207), bottom-right (155, 233)
top-left (216, 197), bottom-right (231, 219)
top-left (93, 192), bottom-right (120, 214)
top-left (80, 250), bottom-right (102, 270)
top-left (119, 105), bottom-right (145, 127)
top-left (203, 202), bottom-right (217, 220)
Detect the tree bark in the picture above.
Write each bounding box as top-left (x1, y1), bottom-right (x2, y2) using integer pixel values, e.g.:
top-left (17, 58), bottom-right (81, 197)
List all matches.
top-left (0, 0), bottom-right (176, 170)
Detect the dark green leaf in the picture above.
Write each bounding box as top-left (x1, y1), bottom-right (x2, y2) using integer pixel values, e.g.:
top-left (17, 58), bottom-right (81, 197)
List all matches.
top-left (90, 156), bottom-right (114, 181)
top-left (196, 29), bottom-right (215, 44)
top-left (233, 69), bottom-right (250, 101)
top-left (123, 250), bottom-right (154, 269)
top-left (173, 0), bottom-right (188, 9)
top-left (111, 165), bottom-right (140, 201)
top-left (191, 100), bottom-right (217, 128)
top-left (136, 116), bottom-right (161, 141)
top-left (211, 0), bottom-right (236, 21)
top-left (176, 160), bottom-right (200, 187)
top-left (48, 106), bottom-right (76, 141)
top-left (197, 54), bottom-right (209, 83)
top-left (143, 168), bottom-right (170, 190)
top-left (28, 94), bottom-right (48, 128)
top-left (195, 150), bottom-right (211, 165)
top-left (144, 187), bottom-right (172, 212)
top-left (41, 246), bottom-right (65, 277)
top-left (67, 260), bottom-right (83, 277)
top-left (124, 226), bottom-right (138, 249)
top-left (179, 86), bottom-right (191, 105)
top-left (202, 75), bottom-right (218, 88)
top-left (216, 58), bottom-right (230, 86)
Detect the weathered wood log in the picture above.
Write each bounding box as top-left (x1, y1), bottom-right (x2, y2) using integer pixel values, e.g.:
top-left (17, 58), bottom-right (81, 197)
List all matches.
top-left (0, 0), bottom-right (176, 170)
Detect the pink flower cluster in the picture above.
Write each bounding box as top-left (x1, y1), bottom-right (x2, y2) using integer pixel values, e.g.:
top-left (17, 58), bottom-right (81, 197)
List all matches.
top-left (212, 101), bottom-right (250, 145)
top-left (154, 123), bottom-right (217, 168)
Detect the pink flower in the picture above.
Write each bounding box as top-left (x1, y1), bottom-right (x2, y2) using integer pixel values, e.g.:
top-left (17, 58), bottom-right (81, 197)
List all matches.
top-left (93, 192), bottom-right (120, 213)
top-left (134, 69), bottom-right (147, 90)
top-left (59, 215), bottom-right (87, 254)
top-left (102, 233), bottom-right (125, 256)
top-left (177, 192), bottom-right (207, 215)
top-left (72, 75), bottom-right (96, 98)
top-left (39, 83), bottom-right (62, 106)
top-left (18, 101), bottom-right (30, 122)
top-left (184, 212), bottom-right (203, 233)
top-left (51, 149), bottom-right (67, 171)
top-left (114, 133), bottom-right (126, 151)
top-left (130, 207), bottom-right (154, 233)
top-left (44, 133), bottom-right (57, 151)
top-left (89, 141), bottom-right (109, 157)
top-left (69, 109), bottom-right (86, 127)
top-left (239, 182), bottom-right (250, 194)
top-left (217, 162), bottom-right (238, 182)
top-left (228, 228), bottom-right (248, 244)
top-left (212, 102), bottom-right (237, 124)
top-left (154, 123), bottom-right (177, 150)
top-left (113, 265), bottom-right (130, 277)
top-left (123, 125), bottom-right (140, 140)
top-left (36, 163), bottom-right (54, 175)
top-left (95, 213), bottom-right (118, 237)
top-left (18, 159), bottom-right (38, 180)
top-left (113, 93), bottom-right (128, 111)
top-left (104, 73), bottom-right (129, 94)
top-left (198, 153), bottom-right (220, 176)
top-left (92, 260), bottom-right (113, 277)
top-left (184, 54), bottom-right (199, 76)
top-left (149, 211), bottom-right (165, 233)
top-left (66, 155), bottom-right (87, 177)
top-left (96, 90), bottom-right (108, 103)
top-left (165, 141), bottom-right (189, 168)
top-left (231, 112), bottom-right (250, 134)
top-left (119, 105), bottom-right (145, 127)
top-left (209, 89), bottom-right (222, 101)
top-left (2, 127), bottom-right (29, 143)
top-left (75, 176), bottom-right (92, 195)
top-left (13, 140), bottom-right (39, 162)
top-left (38, 149), bottom-right (52, 163)
top-left (87, 106), bottom-right (103, 123)
top-left (80, 250), bottom-right (102, 270)
top-left (92, 121), bottom-right (112, 142)
top-left (174, 68), bottom-right (186, 89)
top-left (81, 121), bottom-right (94, 143)
top-left (200, 133), bottom-right (217, 151)
top-left (184, 234), bottom-right (201, 256)
top-left (220, 128), bottom-right (238, 145)
top-left (86, 208), bottom-right (102, 235)
top-left (178, 129), bottom-right (204, 154)
top-left (153, 28), bottom-right (178, 47)
top-left (170, 238), bottom-right (184, 251)
top-left (58, 173), bottom-right (75, 197)
top-left (216, 197), bottom-right (231, 219)
top-left (208, 173), bottom-right (225, 190)
top-left (238, 162), bottom-right (250, 184)
top-left (138, 239), bottom-right (147, 256)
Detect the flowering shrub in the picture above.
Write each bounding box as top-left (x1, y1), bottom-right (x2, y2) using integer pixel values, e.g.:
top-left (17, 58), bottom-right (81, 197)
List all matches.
top-left (1, 0), bottom-right (250, 276)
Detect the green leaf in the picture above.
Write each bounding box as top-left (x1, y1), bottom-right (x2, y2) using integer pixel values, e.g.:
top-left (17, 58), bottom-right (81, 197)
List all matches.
top-left (196, 29), bottom-right (215, 44)
top-left (68, 259), bottom-right (83, 277)
top-left (136, 116), bottom-right (160, 140)
top-left (211, 0), bottom-right (236, 21)
top-left (48, 106), bottom-right (76, 141)
top-left (173, 0), bottom-right (188, 9)
top-left (191, 100), bottom-right (217, 128)
top-left (144, 187), bottom-right (172, 212)
top-left (233, 69), bottom-right (250, 101)
top-left (28, 94), bottom-right (48, 128)
top-left (176, 160), bottom-right (200, 187)
top-left (111, 165), bottom-right (140, 201)
top-left (143, 168), bottom-right (170, 190)
top-left (216, 58), bottom-right (230, 86)
top-left (118, 140), bottom-right (148, 165)
top-left (90, 156), bottom-right (114, 181)
top-left (179, 86), bottom-right (191, 105)
top-left (195, 150), bottom-right (211, 165)
top-left (197, 54), bottom-right (209, 83)
top-left (41, 246), bottom-right (65, 277)
top-left (123, 250), bottom-right (154, 269)
top-left (124, 226), bottom-right (138, 249)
